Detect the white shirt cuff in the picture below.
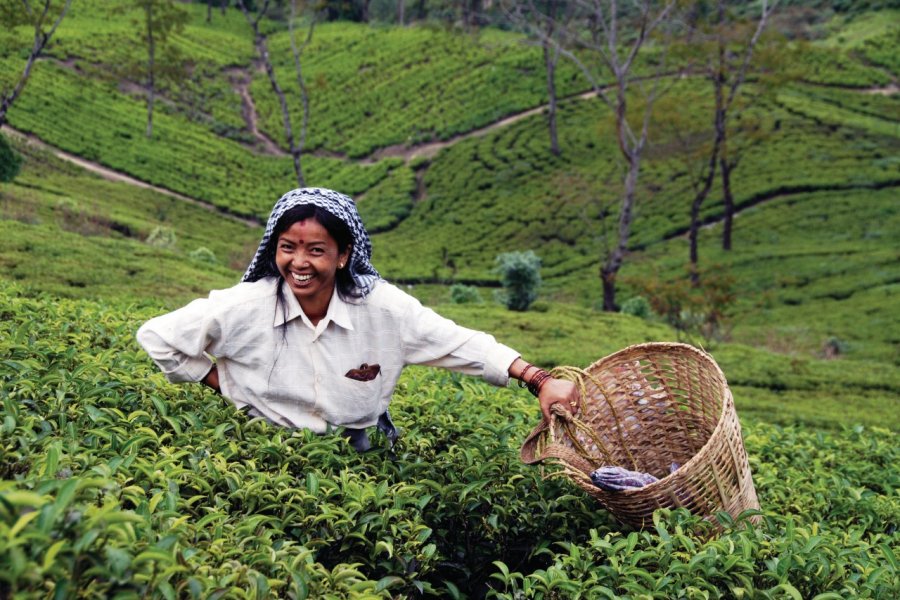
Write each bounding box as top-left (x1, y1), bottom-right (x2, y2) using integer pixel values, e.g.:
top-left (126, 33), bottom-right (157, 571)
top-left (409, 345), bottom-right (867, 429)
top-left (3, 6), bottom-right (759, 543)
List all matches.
top-left (483, 344), bottom-right (521, 387)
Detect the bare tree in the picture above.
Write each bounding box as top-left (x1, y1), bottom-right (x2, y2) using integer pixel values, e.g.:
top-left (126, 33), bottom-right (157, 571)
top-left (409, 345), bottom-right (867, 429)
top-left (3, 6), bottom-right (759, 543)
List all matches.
top-left (521, 0), bottom-right (677, 310)
top-left (287, 0), bottom-right (320, 180)
top-left (505, 0), bottom-right (578, 156)
top-left (0, 0), bottom-right (73, 127)
top-left (685, 0), bottom-right (776, 274)
top-left (133, 0), bottom-right (189, 138)
top-left (238, 0), bottom-right (308, 187)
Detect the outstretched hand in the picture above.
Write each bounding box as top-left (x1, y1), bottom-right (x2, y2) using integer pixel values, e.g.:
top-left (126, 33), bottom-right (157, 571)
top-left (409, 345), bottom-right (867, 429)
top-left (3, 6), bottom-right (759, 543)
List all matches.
top-left (537, 377), bottom-right (580, 423)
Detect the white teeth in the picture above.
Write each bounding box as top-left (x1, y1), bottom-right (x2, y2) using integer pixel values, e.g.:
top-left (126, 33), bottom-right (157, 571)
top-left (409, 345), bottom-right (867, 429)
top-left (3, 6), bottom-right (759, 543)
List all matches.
top-left (292, 273), bottom-right (312, 283)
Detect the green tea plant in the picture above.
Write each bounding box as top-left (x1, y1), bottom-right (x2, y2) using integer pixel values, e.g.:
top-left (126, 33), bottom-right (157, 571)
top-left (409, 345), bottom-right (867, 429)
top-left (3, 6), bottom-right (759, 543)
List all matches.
top-left (450, 283), bottom-right (482, 304)
top-left (0, 284), bottom-right (897, 598)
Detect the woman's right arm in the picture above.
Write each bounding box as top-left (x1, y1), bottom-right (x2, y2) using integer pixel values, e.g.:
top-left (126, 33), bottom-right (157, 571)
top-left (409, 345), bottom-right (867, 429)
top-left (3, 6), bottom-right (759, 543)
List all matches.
top-left (136, 297), bottom-right (222, 384)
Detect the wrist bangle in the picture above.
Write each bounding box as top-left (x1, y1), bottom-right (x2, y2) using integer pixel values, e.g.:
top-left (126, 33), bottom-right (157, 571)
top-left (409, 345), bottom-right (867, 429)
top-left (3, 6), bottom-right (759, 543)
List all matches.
top-left (526, 369), bottom-right (551, 397)
top-left (517, 364), bottom-right (535, 388)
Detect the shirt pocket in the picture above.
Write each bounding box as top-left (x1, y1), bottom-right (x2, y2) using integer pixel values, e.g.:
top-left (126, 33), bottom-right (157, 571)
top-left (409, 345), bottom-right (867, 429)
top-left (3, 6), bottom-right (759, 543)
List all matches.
top-left (328, 373), bottom-right (384, 423)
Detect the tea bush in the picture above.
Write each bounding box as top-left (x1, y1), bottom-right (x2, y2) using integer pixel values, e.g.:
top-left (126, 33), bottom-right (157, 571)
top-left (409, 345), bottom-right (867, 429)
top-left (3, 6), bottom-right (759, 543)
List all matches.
top-left (495, 250), bottom-right (541, 311)
top-left (0, 284), bottom-right (897, 598)
top-left (450, 283), bottom-right (482, 304)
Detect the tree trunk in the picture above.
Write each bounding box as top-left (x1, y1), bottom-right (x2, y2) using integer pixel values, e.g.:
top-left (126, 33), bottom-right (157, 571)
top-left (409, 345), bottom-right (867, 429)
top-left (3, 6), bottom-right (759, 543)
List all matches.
top-left (1, 0), bottom-right (73, 127)
top-left (721, 153), bottom-right (734, 250)
top-left (241, 0), bottom-right (304, 185)
top-left (0, 38), bottom-right (41, 127)
top-left (688, 155), bottom-right (717, 285)
top-left (602, 153), bottom-right (641, 311)
top-left (259, 37), bottom-right (302, 184)
top-left (601, 266), bottom-right (618, 312)
top-left (288, 4), bottom-right (315, 187)
top-left (469, 0), bottom-right (482, 30)
top-left (543, 0), bottom-right (560, 156)
top-left (690, 68), bottom-right (726, 284)
top-left (544, 46), bottom-right (560, 156)
top-left (146, 3), bottom-right (156, 139)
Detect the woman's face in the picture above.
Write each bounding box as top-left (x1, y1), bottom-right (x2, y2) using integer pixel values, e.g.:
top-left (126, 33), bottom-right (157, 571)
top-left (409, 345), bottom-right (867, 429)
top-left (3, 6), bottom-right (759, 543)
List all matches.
top-left (275, 218), bottom-right (351, 313)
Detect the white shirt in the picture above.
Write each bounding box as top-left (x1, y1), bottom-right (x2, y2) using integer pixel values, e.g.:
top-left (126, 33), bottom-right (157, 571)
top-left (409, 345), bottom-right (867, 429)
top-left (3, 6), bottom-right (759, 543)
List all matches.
top-left (136, 278), bottom-right (520, 433)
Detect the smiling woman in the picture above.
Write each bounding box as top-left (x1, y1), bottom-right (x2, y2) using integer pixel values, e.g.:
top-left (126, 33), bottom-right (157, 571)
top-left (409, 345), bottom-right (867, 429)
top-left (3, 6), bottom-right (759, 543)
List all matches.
top-left (137, 188), bottom-right (579, 452)
top-left (273, 207), bottom-right (352, 324)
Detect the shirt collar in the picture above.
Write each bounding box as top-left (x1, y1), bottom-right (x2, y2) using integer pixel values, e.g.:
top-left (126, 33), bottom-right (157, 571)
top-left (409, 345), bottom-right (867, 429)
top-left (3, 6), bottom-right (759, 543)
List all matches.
top-left (273, 283), bottom-right (355, 333)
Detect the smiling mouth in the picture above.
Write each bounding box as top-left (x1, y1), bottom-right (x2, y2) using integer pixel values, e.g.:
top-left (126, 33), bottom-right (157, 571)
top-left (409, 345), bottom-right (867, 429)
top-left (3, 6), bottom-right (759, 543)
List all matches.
top-left (291, 273), bottom-right (313, 283)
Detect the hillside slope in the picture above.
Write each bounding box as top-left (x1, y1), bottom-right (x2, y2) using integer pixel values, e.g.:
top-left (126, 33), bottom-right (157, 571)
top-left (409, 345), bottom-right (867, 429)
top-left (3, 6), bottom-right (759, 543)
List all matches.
top-left (0, 5), bottom-right (897, 363)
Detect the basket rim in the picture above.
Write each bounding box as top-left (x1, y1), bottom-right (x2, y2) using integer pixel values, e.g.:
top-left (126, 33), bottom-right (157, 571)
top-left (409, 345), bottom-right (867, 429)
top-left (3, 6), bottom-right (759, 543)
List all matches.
top-left (578, 342), bottom-right (732, 494)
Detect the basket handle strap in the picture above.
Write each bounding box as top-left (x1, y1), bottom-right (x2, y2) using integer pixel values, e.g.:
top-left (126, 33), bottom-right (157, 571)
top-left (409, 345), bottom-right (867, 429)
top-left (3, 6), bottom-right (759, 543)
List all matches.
top-left (520, 402), bottom-right (570, 463)
top-left (520, 410), bottom-right (597, 475)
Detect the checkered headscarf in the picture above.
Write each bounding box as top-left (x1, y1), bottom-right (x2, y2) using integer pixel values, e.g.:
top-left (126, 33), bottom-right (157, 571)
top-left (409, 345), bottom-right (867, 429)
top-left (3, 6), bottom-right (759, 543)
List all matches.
top-left (242, 188), bottom-right (381, 296)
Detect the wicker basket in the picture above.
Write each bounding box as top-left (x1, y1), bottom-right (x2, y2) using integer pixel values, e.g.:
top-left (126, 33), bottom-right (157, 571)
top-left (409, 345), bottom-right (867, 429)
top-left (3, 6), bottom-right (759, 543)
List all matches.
top-left (520, 342), bottom-right (759, 529)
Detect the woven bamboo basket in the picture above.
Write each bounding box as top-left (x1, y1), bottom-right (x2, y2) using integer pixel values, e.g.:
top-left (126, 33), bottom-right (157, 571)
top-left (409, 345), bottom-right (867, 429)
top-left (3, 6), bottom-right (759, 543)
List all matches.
top-left (521, 342), bottom-right (759, 530)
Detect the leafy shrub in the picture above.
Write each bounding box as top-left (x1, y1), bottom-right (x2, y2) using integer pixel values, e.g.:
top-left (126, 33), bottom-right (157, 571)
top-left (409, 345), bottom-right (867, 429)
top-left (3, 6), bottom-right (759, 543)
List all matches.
top-left (450, 283), bottom-right (482, 304)
top-left (146, 226), bottom-right (177, 249)
top-left (188, 246), bottom-right (217, 264)
top-left (495, 250), bottom-right (541, 311)
top-left (633, 266), bottom-right (736, 347)
top-left (0, 133), bottom-right (22, 183)
top-left (620, 296), bottom-right (652, 319)
top-left (0, 286), bottom-right (897, 598)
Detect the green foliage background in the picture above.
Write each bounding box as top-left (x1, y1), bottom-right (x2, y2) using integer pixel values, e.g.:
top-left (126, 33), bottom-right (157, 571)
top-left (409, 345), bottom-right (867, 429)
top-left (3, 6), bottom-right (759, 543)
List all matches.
top-left (0, 0), bottom-right (897, 597)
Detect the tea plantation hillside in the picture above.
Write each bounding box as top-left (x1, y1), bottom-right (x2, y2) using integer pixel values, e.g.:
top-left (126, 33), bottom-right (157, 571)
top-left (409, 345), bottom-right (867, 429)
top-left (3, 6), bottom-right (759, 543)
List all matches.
top-left (2, 137), bottom-right (898, 433)
top-left (1, 1), bottom-right (897, 367)
top-left (1, 1), bottom-right (899, 597)
top-left (0, 284), bottom-right (897, 598)
top-left (1, 128), bottom-right (899, 596)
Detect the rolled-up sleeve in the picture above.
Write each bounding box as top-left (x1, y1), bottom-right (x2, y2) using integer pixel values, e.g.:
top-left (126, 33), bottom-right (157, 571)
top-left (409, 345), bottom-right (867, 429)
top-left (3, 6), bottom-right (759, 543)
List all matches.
top-left (395, 289), bottom-right (520, 387)
top-left (136, 298), bottom-right (220, 383)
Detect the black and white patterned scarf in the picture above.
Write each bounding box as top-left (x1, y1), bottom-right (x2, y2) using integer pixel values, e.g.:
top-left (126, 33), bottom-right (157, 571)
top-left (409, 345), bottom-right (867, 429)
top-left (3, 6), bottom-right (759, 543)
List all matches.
top-left (242, 187), bottom-right (381, 296)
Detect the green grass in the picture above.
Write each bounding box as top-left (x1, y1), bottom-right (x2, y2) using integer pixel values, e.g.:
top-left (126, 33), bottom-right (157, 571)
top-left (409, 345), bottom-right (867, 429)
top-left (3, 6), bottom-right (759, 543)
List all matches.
top-left (0, 140), bottom-right (257, 304)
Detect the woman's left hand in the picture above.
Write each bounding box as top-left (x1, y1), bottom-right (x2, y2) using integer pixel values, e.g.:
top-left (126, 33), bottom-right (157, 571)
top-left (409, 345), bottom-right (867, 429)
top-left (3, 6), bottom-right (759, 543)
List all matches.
top-left (538, 377), bottom-right (580, 423)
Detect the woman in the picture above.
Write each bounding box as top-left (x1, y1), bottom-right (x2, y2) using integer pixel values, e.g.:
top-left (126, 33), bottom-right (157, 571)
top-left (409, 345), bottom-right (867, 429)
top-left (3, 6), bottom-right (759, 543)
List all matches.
top-left (137, 188), bottom-right (579, 451)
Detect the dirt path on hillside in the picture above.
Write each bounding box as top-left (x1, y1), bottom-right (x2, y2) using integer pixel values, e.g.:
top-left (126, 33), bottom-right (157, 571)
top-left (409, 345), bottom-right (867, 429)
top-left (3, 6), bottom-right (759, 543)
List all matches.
top-left (222, 59), bottom-right (602, 165)
top-left (1, 125), bottom-right (261, 228)
top-left (225, 66), bottom-right (287, 156)
top-left (359, 89), bottom-right (601, 165)
top-left (862, 83), bottom-right (899, 96)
